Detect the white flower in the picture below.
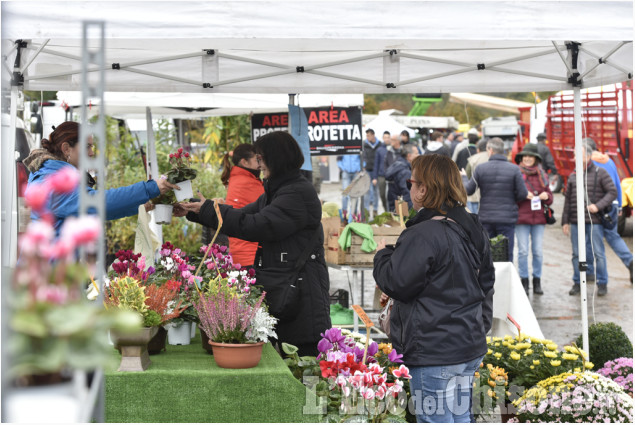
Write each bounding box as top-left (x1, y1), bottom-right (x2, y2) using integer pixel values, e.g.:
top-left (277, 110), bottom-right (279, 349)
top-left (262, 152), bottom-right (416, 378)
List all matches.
top-left (246, 308), bottom-right (278, 343)
top-left (86, 283), bottom-right (99, 301)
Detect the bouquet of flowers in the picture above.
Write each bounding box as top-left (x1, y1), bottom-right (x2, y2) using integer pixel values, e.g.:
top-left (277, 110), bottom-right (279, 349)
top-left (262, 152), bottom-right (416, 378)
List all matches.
top-left (597, 357), bottom-right (633, 397)
top-left (11, 167), bottom-right (140, 382)
top-left (193, 280), bottom-right (276, 344)
top-left (510, 371), bottom-right (634, 423)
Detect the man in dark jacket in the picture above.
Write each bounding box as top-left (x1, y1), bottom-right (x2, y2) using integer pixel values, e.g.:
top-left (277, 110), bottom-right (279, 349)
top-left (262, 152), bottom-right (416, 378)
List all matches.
top-left (386, 144), bottom-right (418, 212)
top-left (455, 131), bottom-right (479, 170)
top-left (536, 133), bottom-right (558, 175)
top-left (362, 129), bottom-right (382, 216)
top-left (371, 131), bottom-right (389, 213)
top-left (463, 137), bottom-right (528, 260)
top-left (562, 144), bottom-right (617, 297)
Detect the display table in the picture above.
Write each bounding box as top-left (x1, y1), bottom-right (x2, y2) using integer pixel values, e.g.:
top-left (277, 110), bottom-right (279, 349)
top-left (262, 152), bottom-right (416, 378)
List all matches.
top-left (105, 333), bottom-right (319, 423)
top-left (491, 262), bottom-right (544, 339)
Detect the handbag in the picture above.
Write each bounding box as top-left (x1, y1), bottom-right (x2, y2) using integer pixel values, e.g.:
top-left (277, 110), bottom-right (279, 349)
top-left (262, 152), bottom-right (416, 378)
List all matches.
top-left (543, 205), bottom-right (557, 225)
top-left (255, 226), bottom-right (321, 321)
top-left (592, 167), bottom-right (618, 230)
top-left (378, 298), bottom-right (393, 338)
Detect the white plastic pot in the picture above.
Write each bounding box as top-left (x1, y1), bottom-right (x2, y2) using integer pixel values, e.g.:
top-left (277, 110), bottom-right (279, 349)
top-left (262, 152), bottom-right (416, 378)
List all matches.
top-left (173, 180), bottom-right (193, 202)
top-left (191, 321), bottom-right (196, 338)
top-left (167, 322), bottom-right (192, 345)
top-left (154, 204), bottom-right (173, 224)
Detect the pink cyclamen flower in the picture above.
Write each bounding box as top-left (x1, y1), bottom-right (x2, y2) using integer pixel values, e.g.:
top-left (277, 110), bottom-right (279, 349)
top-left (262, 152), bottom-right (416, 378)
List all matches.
top-left (392, 365), bottom-right (412, 379)
top-left (362, 388), bottom-right (375, 400)
top-left (25, 181), bottom-right (51, 212)
top-left (61, 215), bottom-right (101, 246)
top-left (49, 166), bottom-right (80, 194)
top-left (375, 385), bottom-right (386, 400)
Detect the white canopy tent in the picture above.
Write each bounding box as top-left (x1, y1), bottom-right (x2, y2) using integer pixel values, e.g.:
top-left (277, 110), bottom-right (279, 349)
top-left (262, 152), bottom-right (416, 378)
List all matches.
top-left (54, 91), bottom-right (364, 120)
top-left (1, 0), bottom-right (633, 369)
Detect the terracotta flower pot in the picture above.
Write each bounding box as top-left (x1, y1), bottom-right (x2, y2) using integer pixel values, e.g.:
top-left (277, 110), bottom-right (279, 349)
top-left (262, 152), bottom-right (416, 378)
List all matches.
top-left (209, 341), bottom-right (265, 369)
top-left (111, 326), bottom-right (158, 372)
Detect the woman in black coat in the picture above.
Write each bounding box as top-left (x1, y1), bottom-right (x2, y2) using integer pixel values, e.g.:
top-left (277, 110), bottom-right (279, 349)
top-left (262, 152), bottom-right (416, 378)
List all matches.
top-left (374, 154), bottom-right (495, 423)
top-left (175, 131), bottom-right (331, 356)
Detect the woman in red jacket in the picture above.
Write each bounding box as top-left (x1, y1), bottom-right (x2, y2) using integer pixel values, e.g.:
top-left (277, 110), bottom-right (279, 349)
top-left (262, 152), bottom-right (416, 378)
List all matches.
top-left (220, 144), bottom-right (264, 267)
top-left (515, 143), bottom-right (553, 295)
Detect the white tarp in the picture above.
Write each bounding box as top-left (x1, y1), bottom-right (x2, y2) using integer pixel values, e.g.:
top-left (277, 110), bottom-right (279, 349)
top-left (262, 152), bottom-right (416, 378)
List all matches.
top-left (54, 91), bottom-right (364, 119)
top-left (1, 1), bottom-right (632, 94)
top-left (363, 112), bottom-right (416, 138)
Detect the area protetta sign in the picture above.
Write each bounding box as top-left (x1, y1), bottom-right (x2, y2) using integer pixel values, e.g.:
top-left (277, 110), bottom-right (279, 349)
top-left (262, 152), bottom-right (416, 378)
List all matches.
top-left (251, 106), bottom-right (363, 155)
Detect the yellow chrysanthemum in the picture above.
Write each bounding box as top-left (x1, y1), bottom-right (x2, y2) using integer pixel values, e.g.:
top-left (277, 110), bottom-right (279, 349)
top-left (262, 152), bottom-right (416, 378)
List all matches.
top-left (562, 353), bottom-right (579, 361)
top-left (494, 342), bottom-right (501, 347)
top-left (474, 371), bottom-right (480, 378)
top-left (487, 349), bottom-right (493, 355)
top-left (533, 360), bottom-right (540, 365)
top-left (530, 365), bottom-right (535, 369)
top-left (504, 335), bottom-right (513, 340)
top-left (546, 343), bottom-right (558, 351)
top-left (516, 343), bottom-right (531, 350)
top-left (493, 337), bottom-right (502, 341)
top-left (510, 352), bottom-right (521, 361)
top-left (585, 362), bottom-right (594, 369)
top-left (550, 360), bottom-right (562, 367)
top-left (543, 351), bottom-right (557, 358)
top-left (574, 367), bottom-right (581, 372)
top-left (494, 353), bottom-right (502, 359)
top-left (524, 349), bottom-right (533, 356)
top-left (488, 379), bottom-right (496, 388)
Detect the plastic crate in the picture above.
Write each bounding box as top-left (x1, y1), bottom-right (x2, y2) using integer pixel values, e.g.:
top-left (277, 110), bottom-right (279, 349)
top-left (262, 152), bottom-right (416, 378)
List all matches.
top-left (330, 289), bottom-right (349, 308)
top-left (490, 235), bottom-right (509, 262)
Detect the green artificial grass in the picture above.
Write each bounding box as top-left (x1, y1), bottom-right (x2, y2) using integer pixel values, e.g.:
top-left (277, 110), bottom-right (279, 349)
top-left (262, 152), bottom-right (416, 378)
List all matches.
top-left (105, 331), bottom-right (320, 423)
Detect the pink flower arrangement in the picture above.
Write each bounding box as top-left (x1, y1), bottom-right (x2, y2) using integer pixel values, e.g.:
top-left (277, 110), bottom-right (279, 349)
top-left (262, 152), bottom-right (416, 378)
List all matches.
top-left (200, 243), bottom-right (257, 294)
top-left (598, 357), bottom-right (633, 397)
top-left (193, 283), bottom-right (266, 344)
top-left (110, 249), bottom-right (154, 282)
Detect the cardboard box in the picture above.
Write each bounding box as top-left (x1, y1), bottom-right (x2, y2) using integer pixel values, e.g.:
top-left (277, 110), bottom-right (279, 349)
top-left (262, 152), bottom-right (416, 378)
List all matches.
top-left (322, 217), bottom-right (404, 265)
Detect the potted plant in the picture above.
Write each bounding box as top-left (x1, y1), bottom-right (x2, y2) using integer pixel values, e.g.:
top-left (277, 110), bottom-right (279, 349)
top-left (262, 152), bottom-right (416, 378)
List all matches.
top-left (192, 280), bottom-right (276, 369)
top-left (166, 147), bottom-right (197, 201)
top-left (283, 327), bottom-right (411, 423)
top-left (104, 276), bottom-right (163, 371)
top-left (7, 215), bottom-right (141, 421)
top-left (190, 243), bottom-right (260, 353)
top-left (151, 191), bottom-right (176, 224)
top-left (510, 371), bottom-right (634, 423)
top-left (145, 242), bottom-right (198, 345)
top-left (597, 357), bottom-right (633, 397)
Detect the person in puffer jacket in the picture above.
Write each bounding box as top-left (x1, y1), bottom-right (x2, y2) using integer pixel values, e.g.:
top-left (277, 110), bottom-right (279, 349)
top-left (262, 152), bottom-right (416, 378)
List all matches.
top-left (385, 144), bottom-right (420, 212)
top-left (374, 154), bottom-right (495, 423)
top-left (514, 143), bottom-right (553, 295)
top-left (24, 121), bottom-right (178, 236)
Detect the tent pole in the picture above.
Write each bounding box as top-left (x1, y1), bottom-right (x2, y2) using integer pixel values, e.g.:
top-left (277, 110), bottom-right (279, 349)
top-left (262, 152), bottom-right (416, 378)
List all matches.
top-left (573, 86), bottom-right (590, 357)
top-left (2, 85), bottom-right (19, 267)
top-left (145, 107), bottom-right (162, 256)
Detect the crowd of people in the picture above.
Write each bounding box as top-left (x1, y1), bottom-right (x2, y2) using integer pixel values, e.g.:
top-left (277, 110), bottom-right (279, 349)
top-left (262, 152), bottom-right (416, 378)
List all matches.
top-left (23, 121), bottom-right (631, 423)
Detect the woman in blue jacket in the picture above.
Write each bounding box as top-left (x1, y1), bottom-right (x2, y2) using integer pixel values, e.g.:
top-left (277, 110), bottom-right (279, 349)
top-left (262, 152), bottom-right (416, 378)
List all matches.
top-left (374, 154), bottom-right (495, 423)
top-left (23, 121), bottom-right (178, 235)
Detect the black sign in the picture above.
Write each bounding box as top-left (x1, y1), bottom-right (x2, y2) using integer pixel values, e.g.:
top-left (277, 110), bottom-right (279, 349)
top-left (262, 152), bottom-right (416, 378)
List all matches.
top-left (251, 106), bottom-right (362, 155)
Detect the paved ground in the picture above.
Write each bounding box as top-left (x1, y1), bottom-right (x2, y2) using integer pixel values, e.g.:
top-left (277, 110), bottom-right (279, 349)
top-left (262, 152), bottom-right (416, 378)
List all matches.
top-left (319, 181), bottom-right (633, 347)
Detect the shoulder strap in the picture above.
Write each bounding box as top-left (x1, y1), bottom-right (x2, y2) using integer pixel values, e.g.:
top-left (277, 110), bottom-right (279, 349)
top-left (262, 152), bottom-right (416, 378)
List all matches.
top-left (293, 226), bottom-right (322, 272)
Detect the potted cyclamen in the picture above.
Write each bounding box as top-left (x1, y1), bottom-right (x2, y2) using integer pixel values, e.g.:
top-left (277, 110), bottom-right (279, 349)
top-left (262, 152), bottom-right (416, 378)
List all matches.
top-left (193, 280), bottom-right (277, 369)
top-left (144, 241), bottom-right (198, 346)
top-left (167, 147), bottom-right (197, 202)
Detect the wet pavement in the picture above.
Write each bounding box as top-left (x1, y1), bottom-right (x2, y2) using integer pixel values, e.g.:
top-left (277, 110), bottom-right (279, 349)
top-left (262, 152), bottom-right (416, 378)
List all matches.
top-left (320, 182), bottom-right (633, 347)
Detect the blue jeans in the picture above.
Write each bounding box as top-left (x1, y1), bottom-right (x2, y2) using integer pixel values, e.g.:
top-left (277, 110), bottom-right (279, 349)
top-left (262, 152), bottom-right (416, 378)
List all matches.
top-left (341, 171), bottom-right (359, 213)
top-left (571, 223), bottom-right (607, 285)
top-left (482, 223), bottom-right (516, 262)
top-left (515, 224), bottom-right (545, 279)
top-left (587, 224), bottom-right (633, 275)
top-left (409, 356), bottom-right (483, 423)
top-left (466, 202), bottom-right (479, 214)
top-left (363, 177), bottom-right (379, 212)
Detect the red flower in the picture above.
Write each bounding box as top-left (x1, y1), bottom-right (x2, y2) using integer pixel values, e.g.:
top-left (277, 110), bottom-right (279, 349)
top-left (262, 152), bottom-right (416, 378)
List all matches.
top-left (320, 360), bottom-right (340, 378)
top-left (165, 280), bottom-right (182, 291)
top-left (184, 152), bottom-right (190, 158)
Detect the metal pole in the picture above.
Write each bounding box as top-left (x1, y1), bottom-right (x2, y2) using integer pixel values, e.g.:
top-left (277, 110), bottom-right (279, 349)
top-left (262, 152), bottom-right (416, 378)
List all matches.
top-left (573, 87), bottom-right (589, 357)
top-left (79, 20), bottom-right (106, 422)
top-left (145, 107), bottom-right (162, 255)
